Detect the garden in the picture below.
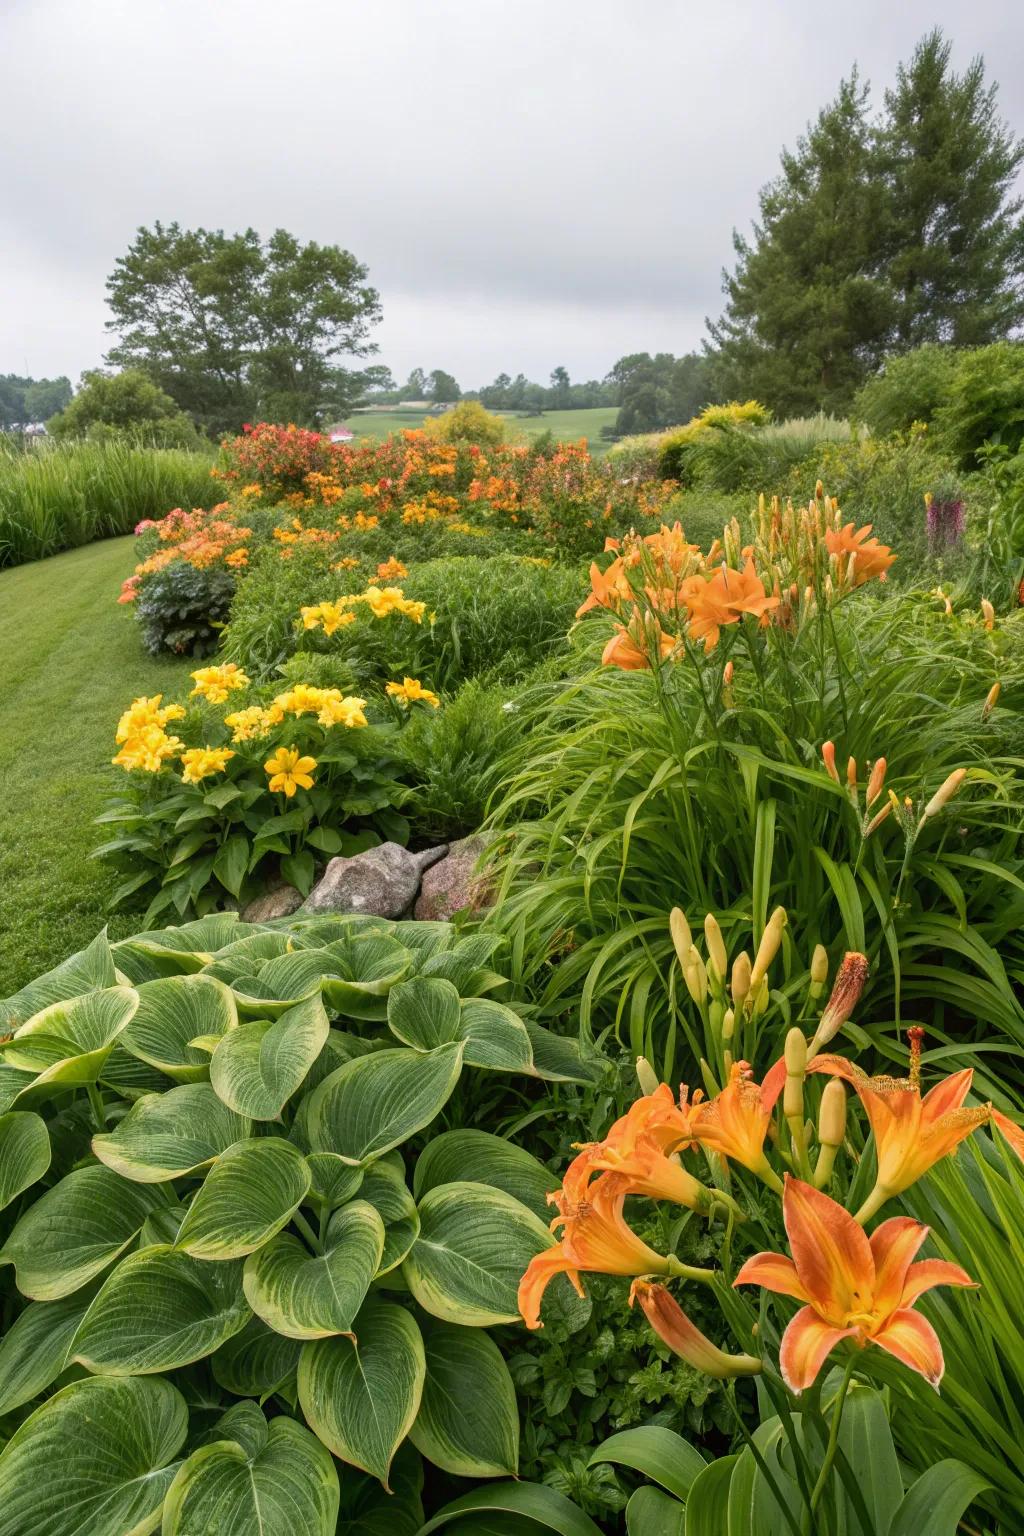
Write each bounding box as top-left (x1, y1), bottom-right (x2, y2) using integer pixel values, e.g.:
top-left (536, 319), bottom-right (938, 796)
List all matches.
top-left (2, 355), bottom-right (1024, 1536)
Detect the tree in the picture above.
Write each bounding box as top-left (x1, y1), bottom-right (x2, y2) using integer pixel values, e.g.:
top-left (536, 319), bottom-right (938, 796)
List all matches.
top-left (610, 353), bottom-right (714, 435)
top-left (0, 374), bottom-right (72, 428)
top-left (427, 369), bottom-right (461, 403)
top-left (878, 30), bottom-right (1024, 348)
top-left (104, 222), bottom-right (380, 433)
top-left (708, 73), bottom-right (892, 416)
top-left (402, 368), bottom-right (428, 400)
top-left (49, 369), bottom-right (198, 445)
top-left (549, 365), bottom-right (571, 408)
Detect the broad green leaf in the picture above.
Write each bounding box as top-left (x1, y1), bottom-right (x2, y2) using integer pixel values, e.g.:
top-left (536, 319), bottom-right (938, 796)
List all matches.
top-left (229, 950), bottom-right (332, 1016)
top-left (626, 1486), bottom-right (686, 1536)
top-left (210, 993), bottom-right (329, 1119)
top-left (0, 1374), bottom-right (187, 1536)
top-left (404, 1182), bottom-right (551, 1325)
top-left (120, 974), bottom-right (237, 1080)
top-left (163, 1413), bottom-right (339, 1536)
top-left (305, 1044), bottom-right (464, 1164)
top-left (456, 998), bottom-right (535, 1072)
top-left (0, 1166), bottom-right (166, 1299)
top-left (387, 980), bottom-right (534, 1072)
top-left (888, 1460), bottom-right (991, 1536)
top-left (523, 1020), bottom-right (602, 1083)
top-left (243, 1200), bottom-right (385, 1338)
top-left (211, 1315), bottom-right (302, 1399)
top-left (307, 1152), bottom-right (365, 1207)
top-left (99, 1043), bottom-right (176, 1099)
top-left (320, 935), bottom-right (415, 1020)
top-left (0, 1111), bottom-right (50, 1210)
top-left (413, 1129), bottom-right (558, 1219)
top-left (3, 986), bottom-right (139, 1100)
top-left (72, 1245), bottom-right (250, 1372)
top-left (298, 1296), bottom-right (425, 1487)
top-left (360, 1154), bottom-right (421, 1273)
top-left (684, 1456), bottom-right (738, 1536)
top-left (114, 914), bottom-right (254, 975)
top-left (409, 1321), bottom-right (519, 1478)
top-left (0, 929), bottom-right (117, 1030)
top-left (589, 1427), bottom-right (706, 1503)
top-left (0, 1285), bottom-right (100, 1413)
top-left (174, 1138), bottom-right (311, 1259)
top-left (836, 1383), bottom-right (902, 1533)
top-left (416, 1482), bottom-right (604, 1536)
top-left (93, 1082), bottom-right (249, 1181)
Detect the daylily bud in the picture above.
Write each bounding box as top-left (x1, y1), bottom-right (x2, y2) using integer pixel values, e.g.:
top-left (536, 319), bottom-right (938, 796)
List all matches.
top-left (818, 1078), bottom-right (847, 1148)
top-left (815, 479), bottom-right (824, 501)
top-left (723, 661), bottom-right (734, 686)
top-left (866, 757), bottom-right (887, 807)
top-left (730, 951), bottom-right (751, 1007)
top-left (783, 1028), bottom-right (807, 1120)
top-left (704, 913), bottom-right (728, 983)
top-left (983, 682), bottom-right (1000, 718)
top-left (864, 801), bottom-right (892, 838)
top-left (630, 1281), bottom-right (761, 1378)
top-left (846, 756), bottom-right (858, 789)
top-left (749, 907), bottom-right (787, 992)
top-left (810, 943), bottom-right (829, 995)
top-left (922, 768), bottom-right (967, 822)
top-left (683, 947), bottom-right (708, 1004)
top-left (981, 598), bottom-right (995, 631)
top-left (822, 741), bottom-right (840, 783)
top-left (810, 951), bottom-right (869, 1054)
top-left (721, 1007), bottom-right (735, 1041)
top-left (635, 1056), bottom-right (660, 1096)
top-left (670, 907), bottom-right (692, 967)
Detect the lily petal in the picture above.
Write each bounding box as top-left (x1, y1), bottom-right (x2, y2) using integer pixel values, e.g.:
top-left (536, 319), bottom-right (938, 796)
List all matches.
top-left (899, 1259), bottom-right (976, 1309)
top-left (870, 1217), bottom-right (930, 1317)
top-left (991, 1109), bottom-right (1024, 1162)
top-left (733, 1251), bottom-right (809, 1302)
top-left (784, 1177), bottom-right (874, 1319)
top-left (872, 1308), bottom-right (944, 1388)
top-left (517, 1247), bottom-right (583, 1331)
top-left (779, 1307), bottom-right (857, 1392)
top-left (921, 1068), bottom-right (973, 1118)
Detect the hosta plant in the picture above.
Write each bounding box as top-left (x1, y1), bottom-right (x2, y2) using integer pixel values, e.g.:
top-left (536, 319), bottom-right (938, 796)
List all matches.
top-left (0, 913), bottom-right (598, 1536)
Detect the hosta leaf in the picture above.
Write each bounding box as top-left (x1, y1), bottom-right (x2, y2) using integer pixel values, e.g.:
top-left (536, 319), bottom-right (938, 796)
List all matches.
top-left (93, 1082), bottom-right (249, 1181)
top-left (210, 993), bottom-right (329, 1119)
top-left (626, 1485), bottom-right (686, 1535)
top-left (306, 1152), bottom-right (365, 1207)
top-left (211, 1315), bottom-right (302, 1399)
top-left (305, 1044), bottom-right (463, 1163)
top-left (387, 979), bottom-right (533, 1072)
top-left (163, 1413), bottom-right (339, 1536)
top-left (0, 1165), bottom-right (167, 1299)
top-left (359, 1154), bottom-right (420, 1273)
top-left (120, 974), bottom-right (237, 1080)
top-left (3, 986), bottom-right (139, 1101)
top-left (114, 914), bottom-right (255, 974)
top-left (0, 1374), bottom-right (187, 1536)
top-left (0, 928), bottom-right (117, 1030)
top-left (0, 1111), bottom-right (51, 1210)
top-left (523, 1021), bottom-right (602, 1083)
top-left (0, 1284), bottom-right (100, 1413)
top-left (589, 1426), bottom-right (706, 1502)
top-left (413, 1130), bottom-right (559, 1219)
top-left (319, 935), bottom-right (414, 1020)
top-left (99, 1043), bottom-right (176, 1099)
top-left (410, 1321), bottom-right (519, 1478)
top-left (403, 1182), bottom-right (552, 1325)
top-left (174, 1138), bottom-right (311, 1259)
top-left (243, 1199), bottom-right (384, 1339)
top-left (298, 1296), bottom-right (425, 1487)
top-left (230, 950), bottom-right (330, 1016)
top-left (72, 1245), bottom-right (250, 1372)
top-left (456, 998), bottom-right (535, 1072)
top-left (417, 1483), bottom-right (604, 1536)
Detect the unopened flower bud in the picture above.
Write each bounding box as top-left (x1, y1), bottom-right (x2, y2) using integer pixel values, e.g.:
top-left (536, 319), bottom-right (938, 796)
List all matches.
top-left (810, 943), bottom-right (829, 992)
top-left (864, 801), bottom-right (892, 838)
top-left (635, 1056), bottom-right (660, 1096)
top-left (630, 1281), bottom-right (761, 1378)
top-left (981, 598), bottom-right (995, 631)
top-left (723, 661), bottom-right (734, 686)
top-left (822, 741), bottom-right (840, 783)
top-left (846, 756), bottom-right (858, 789)
top-left (865, 757), bottom-right (887, 807)
top-left (721, 1007), bottom-right (735, 1041)
top-left (749, 907), bottom-right (787, 992)
top-left (818, 1078), bottom-right (847, 1148)
top-left (983, 682), bottom-right (1000, 719)
top-left (683, 947), bottom-right (708, 1004)
top-left (731, 951), bottom-right (751, 1007)
top-left (922, 768), bottom-right (967, 821)
top-left (783, 1028), bottom-right (807, 1120)
top-left (810, 952), bottom-right (869, 1053)
top-left (670, 907), bottom-right (692, 968)
top-left (704, 913), bottom-right (728, 983)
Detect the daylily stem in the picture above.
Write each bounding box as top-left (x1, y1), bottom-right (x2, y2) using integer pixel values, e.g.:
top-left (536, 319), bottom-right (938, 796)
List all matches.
top-left (804, 1353), bottom-right (857, 1532)
top-left (665, 1256), bottom-right (716, 1284)
top-left (853, 1184), bottom-right (889, 1226)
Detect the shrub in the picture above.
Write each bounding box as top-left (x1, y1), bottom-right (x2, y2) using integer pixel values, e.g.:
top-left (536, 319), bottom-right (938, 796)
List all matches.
top-left (934, 340), bottom-right (1024, 468)
top-left (133, 561), bottom-right (237, 656)
top-left (215, 420), bottom-right (337, 498)
top-left (853, 344), bottom-right (961, 434)
top-left (422, 401), bottom-right (507, 447)
top-left (657, 400), bottom-right (770, 481)
top-left (0, 913), bottom-right (596, 1534)
top-left (606, 433), bottom-right (664, 482)
top-left (682, 414), bottom-right (861, 494)
top-left (49, 368), bottom-right (200, 448)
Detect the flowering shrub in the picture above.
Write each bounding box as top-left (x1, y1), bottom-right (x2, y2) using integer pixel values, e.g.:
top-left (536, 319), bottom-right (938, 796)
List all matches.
top-left (118, 502), bottom-right (256, 654)
top-left (95, 665), bottom-right (439, 921)
top-left (214, 420), bottom-right (337, 495)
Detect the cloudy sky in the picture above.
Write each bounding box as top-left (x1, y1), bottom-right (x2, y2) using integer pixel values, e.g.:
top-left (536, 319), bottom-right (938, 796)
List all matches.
top-left (2, 0), bottom-right (1021, 392)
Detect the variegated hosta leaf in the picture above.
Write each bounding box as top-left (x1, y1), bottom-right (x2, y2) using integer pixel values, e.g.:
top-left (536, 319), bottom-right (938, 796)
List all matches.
top-left (410, 1321), bottom-right (520, 1478)
top-left (229, 951), bottom-right (330, 1017)
top-left (113, 914), bottom-right (256, 976)
top-left (298, 1297), bottom-right (425, 1487)
top-left (0, 1111), bottom-right (51, 1211)
top-left (210, 994), bottom-right (329, 1119)
top-left (174, 1138), bottom-right (312, 1260)
top-left (71, 1245), bottom-right (251, 1373)
top-left (242, 1200), bottom-right (385, 1339)
top-left (0, 1166), bottom-right (167, 1299)
top-left (413, 1128), bottom-right (559, 1220)
top-left (163, 1412), bottom-right (339, 1536)
top-left (0, 1285), bottom-right (100, 1413)
top-left (522, 1019), bottom-right (602, 1084)
top-left (387, 979), bottom-right (534, 1072)
top-left (0, 1374), bottom-right (188, 1536)
top-left (120, 974), bottom-right (237, 1081)
top-left (92, 1082), bottom-right (250, 1181)
top-left (2, 987), bottom-right (139, 1102)
top-left (305, 1044), bottom-right (464, 1164)
top-left (306, 1152), bottom-right (364, 1208)
top-left (0, 928), bottom-right (117, 1031)
top-left (403, 1182), bottom-right (552, 1325)
top-left (318, 935), bottom-right (414, 1020)
top-left (211, 1316), bottom-right (302, 1399)
top-left (359, 1154), bottom-right (420, 1274)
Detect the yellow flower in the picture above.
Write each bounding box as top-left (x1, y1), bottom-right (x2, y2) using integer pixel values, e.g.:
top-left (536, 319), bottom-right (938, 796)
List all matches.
top-left (386, 677), bottom-right (440, 709)
top-left (317, 693), bottom-right (368, 728)
top-left (190, 664), bottom-right (250, 704)
top-left (112, 726), bottom-right (183, 773)
top-left (180, 746), bottom-right (235, 784)
top-left (224, 705), bottom-right (273, 743)
top-left (361, 584), bottom-right (408, 618)
top-left (332, 556), bottom-right (361, 571)
top-left (225, 548), bottom-right (249, 568)
top-left (115, 694), bottom-right (186, 744)
top-left (377, 556), bottom-right (409, 581)
top-left (270, 683), bottom-right (327, 719)
top-left (265, 746), bottom-right (317, 797)
top-left (240, 483), bottom-right (262, 498)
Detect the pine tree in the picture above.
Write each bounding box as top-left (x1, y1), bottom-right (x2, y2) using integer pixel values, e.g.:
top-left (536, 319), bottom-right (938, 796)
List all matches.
top-left (878, 29), bottom-right (1024, 348)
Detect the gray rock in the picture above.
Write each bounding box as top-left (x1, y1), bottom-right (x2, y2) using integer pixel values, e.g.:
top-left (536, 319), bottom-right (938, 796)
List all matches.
top-left (413, 834), bottom-right (493, 921)
top-left (241, 884), bottom-right (303, 923)
top-left (302, 842), bottom-right (448, 917)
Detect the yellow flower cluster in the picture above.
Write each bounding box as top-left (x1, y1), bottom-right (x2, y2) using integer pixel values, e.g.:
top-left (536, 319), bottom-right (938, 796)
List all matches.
top-left (190, 664), bottom-right (250, 704)
top-left (223, 706), bottom-right (273, 742)
top-left (299, 585), bottom-right (426, 631)
top-left (335, 511), bottom-right (380, 532)
top-left (385, 677), bottom-right (441, 709)
top-left (112, 694), bottom-right (186, 773)
top-left (300, 602), bottom-right (358, 636)
top-left (266, 684), bottom-right (368, 731)
top-left (180, 746), bottom-right (235, 784)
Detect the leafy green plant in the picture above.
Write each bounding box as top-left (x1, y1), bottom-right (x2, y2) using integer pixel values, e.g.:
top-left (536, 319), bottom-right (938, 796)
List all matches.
top-left (0, 913), bottom-right (598, 1535)
top-left (134, 560), bottom-right (238, 656)
top-left (933, 341), bottom-right (1024, 469)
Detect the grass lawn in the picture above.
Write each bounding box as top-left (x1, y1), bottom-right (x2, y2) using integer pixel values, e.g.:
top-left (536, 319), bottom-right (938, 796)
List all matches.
top-left (341, 405), bottom-right (618, 453)
top-left (0, 537), bottom-right (191, 997)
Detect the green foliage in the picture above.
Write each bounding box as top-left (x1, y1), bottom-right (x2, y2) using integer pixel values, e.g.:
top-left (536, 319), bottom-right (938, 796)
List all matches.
top-left (423, 401), bottom-right (506, 446)
top-left (0, 438), bottom-right (218, 568)
top-left (677, 415), bottom-right (859, 495)
top-left (49, 369), bottom-right (199, 447)
top-left (135, 560), bottom-right (237, 656)
top-left (0, 373), bottom-right (72, 428)
top-left (656, 402), bottom-right (770, 483)
top-left (933, 340), bottom-right (1024, 467)
top-left (853, 346), bottom-right (961, 435)
top-left (0, 913), bottom-right (596, 1532)
top-left (610, 353), bottom-right (715, 436)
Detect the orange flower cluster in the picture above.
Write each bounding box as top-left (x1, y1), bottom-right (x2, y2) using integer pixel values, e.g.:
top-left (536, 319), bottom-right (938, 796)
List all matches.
top-left (118, 505), bottom-right (252, 603)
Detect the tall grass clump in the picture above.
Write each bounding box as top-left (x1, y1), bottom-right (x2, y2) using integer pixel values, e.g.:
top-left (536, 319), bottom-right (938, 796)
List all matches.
top-left (0, 437), bottom-right (219, 567)
top-left (683, 415), bottom-right (863, 493)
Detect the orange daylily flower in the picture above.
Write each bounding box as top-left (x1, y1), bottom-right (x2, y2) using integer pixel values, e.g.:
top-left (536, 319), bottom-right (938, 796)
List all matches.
top-left (576, 556), bottom-right (633, 616)
top-left (601, 612), bottom-right (676, 672)
top-left (735, 1178), bottom-right (974, 1390)
top-left (992, 1109), bottom-right (1024, 1161)
top-left (565, 1084), bottom-right (709, 1211)
top-left (518, 1174), bottom-right (674, 1330)
top-left (679, 559), bottom-right (779, 652)
top-left (692, 1062), bottom-right (783, 1190)
top-left (824, 522), bottom-right (896, 585)
top-left (630, 1280), bottom-right (761, 1377)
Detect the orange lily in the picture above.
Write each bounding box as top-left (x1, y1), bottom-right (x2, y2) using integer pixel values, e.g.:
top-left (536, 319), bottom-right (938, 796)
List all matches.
top-left (630, 1280), bottom-right (761, 1377)
top-left (991, 1109), bottom-right (1024, 1162)
top-left (692, 1062), bottom-right (784, 1191)
top-left (679, 559), bottom-right (779, 652)
top-left (601, 612), bottom-right (676, 672)
top-left (566, 1084), bottom-right (709, 1211)
top-left (576, 556), bottom-right (633, 616)
top-left (734, 1177), bottom-right (974, 1390)
top-left (824, 522), bottom-right (896, 586)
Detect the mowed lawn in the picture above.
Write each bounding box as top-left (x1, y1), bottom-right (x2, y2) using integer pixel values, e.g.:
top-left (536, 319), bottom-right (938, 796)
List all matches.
top-left (0, 537), bottom-right (190, 996)
top-left (341, 405), bottom-right (618, 453)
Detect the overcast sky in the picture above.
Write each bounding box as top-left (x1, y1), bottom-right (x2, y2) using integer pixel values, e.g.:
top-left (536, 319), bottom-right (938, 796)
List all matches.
top-left (2, 0), bottom-right (1021, 391)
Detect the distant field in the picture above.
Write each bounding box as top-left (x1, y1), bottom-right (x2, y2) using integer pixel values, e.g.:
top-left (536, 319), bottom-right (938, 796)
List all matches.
top-left (341, 405), bottom-right (618, 454)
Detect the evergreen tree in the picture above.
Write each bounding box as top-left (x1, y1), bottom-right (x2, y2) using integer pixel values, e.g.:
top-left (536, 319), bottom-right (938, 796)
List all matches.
top-left (878, 30), bottom-right (1024, 348)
